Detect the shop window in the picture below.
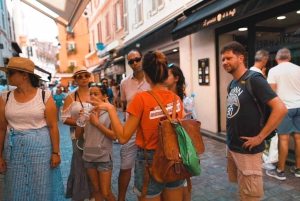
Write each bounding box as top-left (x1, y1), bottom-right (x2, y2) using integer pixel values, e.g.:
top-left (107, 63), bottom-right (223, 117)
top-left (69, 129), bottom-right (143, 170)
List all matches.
top-left (255, 10), bottom-right (300, 67)
top-left (123, 0), bottom-right (128, 34)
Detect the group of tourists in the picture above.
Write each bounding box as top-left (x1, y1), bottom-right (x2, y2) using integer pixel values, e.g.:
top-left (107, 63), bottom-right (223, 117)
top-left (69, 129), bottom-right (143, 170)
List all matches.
top-left (0, 41), bottom-right (299, 201)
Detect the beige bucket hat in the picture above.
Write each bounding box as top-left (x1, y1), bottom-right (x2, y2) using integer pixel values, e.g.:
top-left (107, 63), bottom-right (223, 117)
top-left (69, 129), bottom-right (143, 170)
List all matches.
top-left (0, 57), bottom-right (41, 78)
top-left (72, 65), bottom-right (90, 78)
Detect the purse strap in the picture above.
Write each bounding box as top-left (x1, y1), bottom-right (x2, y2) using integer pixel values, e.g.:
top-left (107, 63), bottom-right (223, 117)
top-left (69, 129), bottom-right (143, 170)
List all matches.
top-left (147, 90), bottom-right (177, 121)
top-left (75, 91), bottom-right (84, 108)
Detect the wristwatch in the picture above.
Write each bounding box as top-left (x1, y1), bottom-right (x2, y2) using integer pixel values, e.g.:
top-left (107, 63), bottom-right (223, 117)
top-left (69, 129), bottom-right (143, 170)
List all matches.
top-left (52, 152), bottom-right (61, 156)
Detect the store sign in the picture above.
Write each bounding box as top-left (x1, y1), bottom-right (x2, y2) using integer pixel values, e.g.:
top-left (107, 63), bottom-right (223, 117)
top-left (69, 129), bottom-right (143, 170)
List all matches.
top-left (203, 8), bottom-right (237, 28)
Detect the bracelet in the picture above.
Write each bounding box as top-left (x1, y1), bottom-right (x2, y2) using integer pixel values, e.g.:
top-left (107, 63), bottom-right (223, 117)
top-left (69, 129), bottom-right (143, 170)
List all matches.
top-left (95, 123), bottom-right (100, 127)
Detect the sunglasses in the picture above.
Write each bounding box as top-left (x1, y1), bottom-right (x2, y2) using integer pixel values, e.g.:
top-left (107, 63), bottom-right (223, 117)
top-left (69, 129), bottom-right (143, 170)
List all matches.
top-left (128, 57), bottom-right (141, 65)
top-left (90, 82), bottom-right (103, 87)
top-left (90, 82), bottom-right (107, 95)
top-left (6, 69), bottom-right (21, 77)
top-left (168, 63), bottom-right (174, 68)
top-left (75, 73), bottom-right (91, 79)
top-left (102, 81), bottom-right (108, 85)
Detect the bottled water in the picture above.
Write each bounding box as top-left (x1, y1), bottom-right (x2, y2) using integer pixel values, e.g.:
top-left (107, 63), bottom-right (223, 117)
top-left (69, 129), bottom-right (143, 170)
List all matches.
top-left (184, 94), bottom-right (195, 113)
top-left (76, 104), bottom-right (91, 127)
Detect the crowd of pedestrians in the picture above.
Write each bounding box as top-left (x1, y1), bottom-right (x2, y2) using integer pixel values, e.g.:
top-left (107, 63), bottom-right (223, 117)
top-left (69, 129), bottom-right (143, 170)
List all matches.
top-left (0, 43), bottom-right (299, 201)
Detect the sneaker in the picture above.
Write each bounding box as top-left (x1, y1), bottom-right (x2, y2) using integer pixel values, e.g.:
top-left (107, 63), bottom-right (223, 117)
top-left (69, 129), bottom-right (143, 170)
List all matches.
top-left (290, 166), bottom-right (300, 177)
top-left (266, 169), bottom-right (286, 180)
top-left (261, 163), bottom-right (276, 170)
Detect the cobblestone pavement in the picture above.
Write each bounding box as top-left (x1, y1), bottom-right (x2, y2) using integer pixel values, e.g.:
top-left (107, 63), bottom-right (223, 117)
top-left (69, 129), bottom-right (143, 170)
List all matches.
top-left (1, 111), bottom-right (300, 200)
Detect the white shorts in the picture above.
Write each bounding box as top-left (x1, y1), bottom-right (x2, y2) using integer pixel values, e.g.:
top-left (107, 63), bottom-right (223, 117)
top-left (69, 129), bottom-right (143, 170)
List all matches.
top-left (120, 132), bottom-right (138, 170)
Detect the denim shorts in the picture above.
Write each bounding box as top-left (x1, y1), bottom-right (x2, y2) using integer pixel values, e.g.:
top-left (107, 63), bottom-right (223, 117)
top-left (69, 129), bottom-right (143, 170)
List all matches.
top-left (277, 108), bottom-right (300, 135)
top-left (84, 161), bottom-right (113, 172)
top-left (133, 148), bottom-right (184, 198)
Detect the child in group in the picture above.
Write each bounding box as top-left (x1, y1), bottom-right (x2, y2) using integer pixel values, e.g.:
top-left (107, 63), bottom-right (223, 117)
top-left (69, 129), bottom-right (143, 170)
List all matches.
top-left (76, 82), bottom-right (117, 201)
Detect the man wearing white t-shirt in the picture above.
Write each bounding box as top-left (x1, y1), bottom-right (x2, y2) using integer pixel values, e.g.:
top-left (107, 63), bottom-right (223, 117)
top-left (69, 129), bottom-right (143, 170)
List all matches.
top-left (266, 48), bottom-right (300, 180)
top-left (250, 50), bottom-right (269, 77)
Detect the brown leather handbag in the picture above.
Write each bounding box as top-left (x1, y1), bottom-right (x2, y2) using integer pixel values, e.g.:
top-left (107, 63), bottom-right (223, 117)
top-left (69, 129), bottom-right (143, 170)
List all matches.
top-left (140, 91), bottom-right (205, 197)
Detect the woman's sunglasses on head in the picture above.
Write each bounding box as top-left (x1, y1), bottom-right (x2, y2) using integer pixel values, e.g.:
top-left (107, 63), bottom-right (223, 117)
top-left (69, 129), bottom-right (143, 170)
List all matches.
top-left (128, 57), bottom-right (141, 65)
top-left (90, 82), bottom-right (103, 87)
top-left (75, 73), bottom-right (91, 79)
top-left (168, 63), bottom-right (174, 68)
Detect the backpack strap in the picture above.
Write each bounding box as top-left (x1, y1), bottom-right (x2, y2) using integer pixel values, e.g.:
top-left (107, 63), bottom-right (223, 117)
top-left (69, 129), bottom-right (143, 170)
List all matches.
top-left (6, 91), bottom-right (11, 103)
top-left (227, 80), bottom-right (234, 94)
top-left (244, 71), bottom-right (265, 127)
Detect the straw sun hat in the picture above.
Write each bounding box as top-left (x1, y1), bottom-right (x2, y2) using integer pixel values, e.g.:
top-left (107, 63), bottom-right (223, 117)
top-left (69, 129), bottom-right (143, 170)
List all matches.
top-left (0, 57), bottom-right (41, 79)
top-left (72, 65), bottom-right (90, 78)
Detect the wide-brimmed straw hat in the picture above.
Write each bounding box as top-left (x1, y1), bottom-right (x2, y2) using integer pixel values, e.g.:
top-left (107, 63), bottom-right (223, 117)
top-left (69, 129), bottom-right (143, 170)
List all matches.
top-left (0, 57), bottom-right (41, 78)
top-left (72, 65), bottom-right (90, 78)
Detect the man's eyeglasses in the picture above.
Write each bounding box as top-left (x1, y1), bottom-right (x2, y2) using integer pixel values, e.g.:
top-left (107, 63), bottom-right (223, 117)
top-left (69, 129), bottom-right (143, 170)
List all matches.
top-left (75, 74), bottom-right (91, 79)
top-left (6, 69), bottom-right (21, 77)
top-left (128, 57), bottom-right (141, 65)
top-left (102, 81), bottom-right (108, 85)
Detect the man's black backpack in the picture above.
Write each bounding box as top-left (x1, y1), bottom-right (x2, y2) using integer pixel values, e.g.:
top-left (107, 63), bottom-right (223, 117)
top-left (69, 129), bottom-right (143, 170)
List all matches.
top-left (227, 70), bottom-right (276, 140)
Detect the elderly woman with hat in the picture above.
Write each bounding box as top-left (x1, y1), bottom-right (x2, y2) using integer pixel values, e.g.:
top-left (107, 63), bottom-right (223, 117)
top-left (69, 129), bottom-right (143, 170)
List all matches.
top-left (0, 57), bottom-right (64, 200)
top-left (61, 65), bottom-right (93, 200)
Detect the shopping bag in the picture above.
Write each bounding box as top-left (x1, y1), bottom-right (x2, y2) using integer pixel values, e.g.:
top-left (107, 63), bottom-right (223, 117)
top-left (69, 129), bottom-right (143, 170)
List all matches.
top-left (268, 133), bottom-right (278, 163)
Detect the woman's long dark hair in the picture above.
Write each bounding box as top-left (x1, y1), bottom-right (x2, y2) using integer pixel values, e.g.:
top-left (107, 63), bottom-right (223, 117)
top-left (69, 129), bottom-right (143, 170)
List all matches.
top-left (168, 65), bottom-right (186, 101)
top-left (28, 73), bottom-right (40, 88)
top-left (142, 51), bottom-right (168, 84)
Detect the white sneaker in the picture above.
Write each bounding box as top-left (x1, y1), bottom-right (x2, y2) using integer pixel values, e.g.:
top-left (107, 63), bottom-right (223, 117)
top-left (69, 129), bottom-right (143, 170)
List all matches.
top-left (261, 163), bottom-right (276, 170)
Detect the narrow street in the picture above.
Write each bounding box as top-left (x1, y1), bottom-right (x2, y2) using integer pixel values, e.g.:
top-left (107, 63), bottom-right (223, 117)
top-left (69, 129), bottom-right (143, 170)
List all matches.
top-left (1, 112), bottom-right (300, 201)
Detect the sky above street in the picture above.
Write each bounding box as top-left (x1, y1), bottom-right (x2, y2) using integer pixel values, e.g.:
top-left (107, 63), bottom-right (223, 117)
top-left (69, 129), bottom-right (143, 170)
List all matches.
top-left (21, 2), bottom-right (58, 45)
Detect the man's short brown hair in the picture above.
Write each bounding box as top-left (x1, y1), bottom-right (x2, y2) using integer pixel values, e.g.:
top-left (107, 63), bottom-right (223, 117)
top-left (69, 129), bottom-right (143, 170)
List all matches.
top-left (220, 41), bottom-right (246, 57)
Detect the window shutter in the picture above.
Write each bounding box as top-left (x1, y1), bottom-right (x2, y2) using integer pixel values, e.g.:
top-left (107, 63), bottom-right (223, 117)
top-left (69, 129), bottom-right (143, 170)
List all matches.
top-left (106, 12), bottom-right (110, 38)
top-left (97, 22), bottom-right (102, 42)
top-left (137, 0), bottom-right (143, 24)
top-left (123, 0), bottom-right (128, 33)
top-left (158, 0), bottom-right (164, 9)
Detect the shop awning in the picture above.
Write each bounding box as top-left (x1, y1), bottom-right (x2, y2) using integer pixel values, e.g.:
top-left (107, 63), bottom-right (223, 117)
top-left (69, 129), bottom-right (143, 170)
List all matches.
top-left (21, 0), bottom-right (90, 28)
top-left (171, 0), bottom-right (242, 40)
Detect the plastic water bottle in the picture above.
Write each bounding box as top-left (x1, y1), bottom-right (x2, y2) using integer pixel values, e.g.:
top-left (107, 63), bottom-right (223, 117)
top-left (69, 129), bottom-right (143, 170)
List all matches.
top-left (76, 104), bottom-right (91, 127)
top-left (184, 94), bottom-right (195, 113)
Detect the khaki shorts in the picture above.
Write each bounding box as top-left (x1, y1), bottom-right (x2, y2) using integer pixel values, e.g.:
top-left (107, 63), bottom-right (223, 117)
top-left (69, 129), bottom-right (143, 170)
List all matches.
top-left (227, 148), bottom-right (264, 201)
top-left (120, 132), bottom-right (138, 169)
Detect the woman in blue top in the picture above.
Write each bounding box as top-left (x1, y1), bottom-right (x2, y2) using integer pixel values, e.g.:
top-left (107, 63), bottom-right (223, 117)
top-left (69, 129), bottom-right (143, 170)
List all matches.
top-left (53, 88), bottom-right (66, 121)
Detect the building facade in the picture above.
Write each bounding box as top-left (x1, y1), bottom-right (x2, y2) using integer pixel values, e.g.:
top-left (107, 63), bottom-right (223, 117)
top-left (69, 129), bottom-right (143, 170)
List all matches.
top-left (25, 38), bottom-right (58, 82)
top-left (57, 16), bottom-right (90, 86)
top-left (87, 0), bottom-right (126, 83)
